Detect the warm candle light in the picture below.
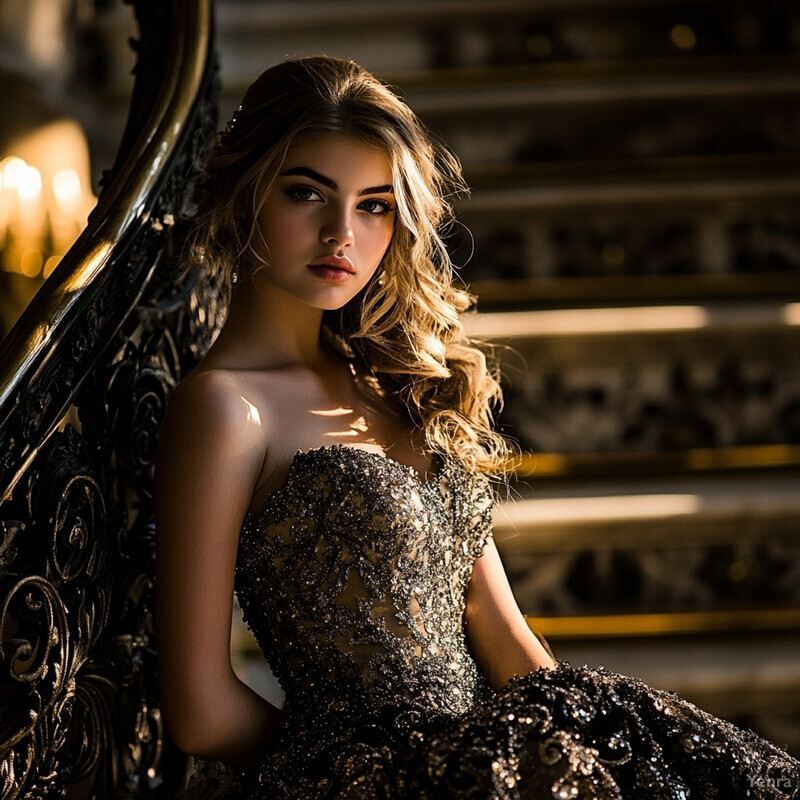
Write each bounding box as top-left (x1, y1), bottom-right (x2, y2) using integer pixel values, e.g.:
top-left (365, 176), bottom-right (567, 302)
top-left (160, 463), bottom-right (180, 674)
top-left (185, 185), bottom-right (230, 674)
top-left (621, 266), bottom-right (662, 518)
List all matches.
top-left (20, 248), bottom-right (43, 278)
top-left (0, 120), bottom-right (96, 278)
top-left (17, 164), bottom-right (42, 202)
top-left (2, 157), bottom-right (28, 189)
top-left (52, 167), bottom-right (81, 211)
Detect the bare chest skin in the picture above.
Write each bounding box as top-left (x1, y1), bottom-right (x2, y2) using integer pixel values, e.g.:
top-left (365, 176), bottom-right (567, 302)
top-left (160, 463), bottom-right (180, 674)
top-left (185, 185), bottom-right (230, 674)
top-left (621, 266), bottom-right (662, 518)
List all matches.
top-left (231, 364), bottom-right (433, 516)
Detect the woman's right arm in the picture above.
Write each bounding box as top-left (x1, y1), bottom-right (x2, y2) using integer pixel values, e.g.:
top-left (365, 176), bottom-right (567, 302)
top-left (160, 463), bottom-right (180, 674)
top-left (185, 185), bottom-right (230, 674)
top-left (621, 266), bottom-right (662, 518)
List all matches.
top-left (155, 371), bottom-right (281, 766)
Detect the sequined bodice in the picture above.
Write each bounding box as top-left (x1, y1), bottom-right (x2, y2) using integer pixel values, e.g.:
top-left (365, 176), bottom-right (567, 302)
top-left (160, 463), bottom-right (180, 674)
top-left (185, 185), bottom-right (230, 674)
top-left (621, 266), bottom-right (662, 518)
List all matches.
top-left (235, 445), bottom-right (495, 730)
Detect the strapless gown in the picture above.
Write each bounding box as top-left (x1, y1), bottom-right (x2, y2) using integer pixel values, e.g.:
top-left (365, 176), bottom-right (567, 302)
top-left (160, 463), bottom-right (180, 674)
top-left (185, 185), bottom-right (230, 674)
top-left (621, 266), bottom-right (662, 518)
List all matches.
top-left (198, 444), bottom-right (799, 799)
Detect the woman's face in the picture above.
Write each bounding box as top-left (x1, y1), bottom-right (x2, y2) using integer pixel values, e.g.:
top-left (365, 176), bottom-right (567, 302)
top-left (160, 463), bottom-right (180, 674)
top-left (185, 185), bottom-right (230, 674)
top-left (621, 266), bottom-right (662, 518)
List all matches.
top-left (248, 133), bottom-right (396, 310)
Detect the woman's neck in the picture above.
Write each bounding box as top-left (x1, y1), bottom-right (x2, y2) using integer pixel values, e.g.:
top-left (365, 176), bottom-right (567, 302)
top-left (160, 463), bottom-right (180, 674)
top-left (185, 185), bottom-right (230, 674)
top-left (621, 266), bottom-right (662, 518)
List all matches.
top-left (206, 278), bottom-right (328, 371)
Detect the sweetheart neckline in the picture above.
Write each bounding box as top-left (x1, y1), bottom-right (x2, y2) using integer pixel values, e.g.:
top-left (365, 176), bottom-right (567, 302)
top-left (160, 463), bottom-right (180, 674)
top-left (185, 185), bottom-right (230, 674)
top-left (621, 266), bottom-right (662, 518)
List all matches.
top-left (298, 443), bottom-right (444, 483)
top-left (245, 443), bottom-right (450, 525)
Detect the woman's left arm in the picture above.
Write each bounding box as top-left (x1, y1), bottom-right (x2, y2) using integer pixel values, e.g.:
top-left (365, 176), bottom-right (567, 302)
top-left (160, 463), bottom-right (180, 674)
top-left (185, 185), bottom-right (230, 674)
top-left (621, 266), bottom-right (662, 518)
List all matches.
top-left (465, 537), bottom-right (556, 689)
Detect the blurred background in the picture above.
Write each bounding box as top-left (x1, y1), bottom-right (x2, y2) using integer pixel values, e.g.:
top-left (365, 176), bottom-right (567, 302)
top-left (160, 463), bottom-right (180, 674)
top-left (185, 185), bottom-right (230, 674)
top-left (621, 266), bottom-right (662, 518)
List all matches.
top-left (1, 0), bottom-right (798, 756)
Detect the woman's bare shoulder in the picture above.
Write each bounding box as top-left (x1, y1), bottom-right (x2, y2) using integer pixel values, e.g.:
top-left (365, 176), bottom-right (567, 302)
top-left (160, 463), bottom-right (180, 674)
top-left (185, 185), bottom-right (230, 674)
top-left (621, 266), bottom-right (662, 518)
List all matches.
top-left (169, 366), bottom-right (273, 422)
top-left (160, 367), bottom-right (272, 466)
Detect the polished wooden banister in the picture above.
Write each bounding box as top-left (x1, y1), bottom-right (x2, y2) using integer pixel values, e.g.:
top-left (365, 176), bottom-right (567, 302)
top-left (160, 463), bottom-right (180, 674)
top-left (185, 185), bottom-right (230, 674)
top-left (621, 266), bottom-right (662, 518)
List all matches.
top-left (0, 1), bottom-right (219, 796)
top-left (0, 0), bottom-right (213, 501)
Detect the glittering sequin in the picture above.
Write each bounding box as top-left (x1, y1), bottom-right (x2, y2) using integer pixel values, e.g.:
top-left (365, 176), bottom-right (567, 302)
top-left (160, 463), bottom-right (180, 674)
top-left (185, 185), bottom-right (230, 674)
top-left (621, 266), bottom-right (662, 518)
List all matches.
top-left (216, 445), bottom-right (800, 799)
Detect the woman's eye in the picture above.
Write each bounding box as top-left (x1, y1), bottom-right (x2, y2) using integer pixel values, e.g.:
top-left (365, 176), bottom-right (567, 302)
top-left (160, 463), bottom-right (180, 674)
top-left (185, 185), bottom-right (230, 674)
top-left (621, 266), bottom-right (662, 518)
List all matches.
top-left (360, 199), bottom-right (394, 216)
top-left (287, 186), bottom-right (322, 203)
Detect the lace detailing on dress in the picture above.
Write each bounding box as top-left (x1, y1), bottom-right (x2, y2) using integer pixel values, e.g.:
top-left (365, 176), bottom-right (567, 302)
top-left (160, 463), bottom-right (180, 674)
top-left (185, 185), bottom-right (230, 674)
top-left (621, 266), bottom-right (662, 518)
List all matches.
top-left (236, 445), bottom-right (495, 726)
top-left (230, 444), bottom-right (800, 800)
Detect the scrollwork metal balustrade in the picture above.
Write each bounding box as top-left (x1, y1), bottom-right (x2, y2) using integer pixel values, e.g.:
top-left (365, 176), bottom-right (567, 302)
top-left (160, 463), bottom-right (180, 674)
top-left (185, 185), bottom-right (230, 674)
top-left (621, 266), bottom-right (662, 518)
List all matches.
top-left (0, 1), bottom-right (219, 796)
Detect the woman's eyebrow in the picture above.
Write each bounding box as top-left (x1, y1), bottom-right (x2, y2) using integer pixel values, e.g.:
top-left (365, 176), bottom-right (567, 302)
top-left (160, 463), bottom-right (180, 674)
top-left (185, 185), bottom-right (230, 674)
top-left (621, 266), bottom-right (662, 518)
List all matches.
top-left (279, 166), bottom-right (393, 196)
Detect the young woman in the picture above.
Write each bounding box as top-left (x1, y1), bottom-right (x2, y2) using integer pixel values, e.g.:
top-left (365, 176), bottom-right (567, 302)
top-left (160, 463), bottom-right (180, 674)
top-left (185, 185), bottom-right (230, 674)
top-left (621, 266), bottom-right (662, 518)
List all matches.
top-left (155, 56), bottom-right (799, 799)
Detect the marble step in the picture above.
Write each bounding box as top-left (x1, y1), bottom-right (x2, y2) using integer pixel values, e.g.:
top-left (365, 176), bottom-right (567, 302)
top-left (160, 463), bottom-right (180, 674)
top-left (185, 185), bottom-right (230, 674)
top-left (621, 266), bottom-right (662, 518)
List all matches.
top-left (463, 153), bottom-right (800, 191)
top-left (469, 273), bottom-right (800, 310)
top-left (454, 197), bottom-right (800, 288)
top-left (468, 304), bottom-right (800, 455)
top-left (465, 302), bottom-right (800, 366)
top-left (494, 469), bottom-right (800, 618)
top-left (400, 55), bottom-right (800, 123)
top-left (466, 301), bottom-right (800, 340)
top-left (458, 163), bottom-right (800, 214)
top-left (496, 469), bottom-right (800, 545)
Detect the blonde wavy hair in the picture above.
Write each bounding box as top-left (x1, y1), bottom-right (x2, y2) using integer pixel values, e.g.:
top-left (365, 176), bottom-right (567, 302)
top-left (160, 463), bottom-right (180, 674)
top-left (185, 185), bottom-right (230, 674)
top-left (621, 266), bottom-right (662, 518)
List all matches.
top-left (188, 56), bottom-right (513, 474)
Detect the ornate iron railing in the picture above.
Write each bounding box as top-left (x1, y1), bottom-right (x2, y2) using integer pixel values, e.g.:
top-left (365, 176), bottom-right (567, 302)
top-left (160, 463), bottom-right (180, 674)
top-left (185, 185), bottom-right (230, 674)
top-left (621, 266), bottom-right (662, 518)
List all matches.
top-left (0, 1), bottom-right (220, 796)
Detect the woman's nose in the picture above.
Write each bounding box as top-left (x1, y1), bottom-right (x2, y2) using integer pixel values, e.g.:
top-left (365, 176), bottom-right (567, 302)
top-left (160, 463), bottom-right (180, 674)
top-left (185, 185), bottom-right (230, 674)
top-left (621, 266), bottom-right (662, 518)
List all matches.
top-left (320, 208), bottom-right (354, 248)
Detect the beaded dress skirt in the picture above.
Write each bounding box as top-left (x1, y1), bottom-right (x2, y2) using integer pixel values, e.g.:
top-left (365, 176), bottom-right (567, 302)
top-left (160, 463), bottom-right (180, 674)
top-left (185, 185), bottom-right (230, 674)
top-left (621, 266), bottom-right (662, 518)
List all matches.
top-left (200, 444), bottom-right (799, 799)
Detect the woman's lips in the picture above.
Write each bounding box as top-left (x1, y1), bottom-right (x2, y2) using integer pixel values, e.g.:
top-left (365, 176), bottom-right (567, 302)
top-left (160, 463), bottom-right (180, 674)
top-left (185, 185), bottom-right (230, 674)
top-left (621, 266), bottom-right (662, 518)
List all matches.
top-left (307, 256), bottom-right (354, 283)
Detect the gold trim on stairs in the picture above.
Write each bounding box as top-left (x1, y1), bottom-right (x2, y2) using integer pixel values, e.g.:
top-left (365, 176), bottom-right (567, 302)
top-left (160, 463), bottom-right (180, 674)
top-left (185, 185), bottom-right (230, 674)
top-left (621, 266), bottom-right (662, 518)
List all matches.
top-left (528, 608), bottom-right (800, 639)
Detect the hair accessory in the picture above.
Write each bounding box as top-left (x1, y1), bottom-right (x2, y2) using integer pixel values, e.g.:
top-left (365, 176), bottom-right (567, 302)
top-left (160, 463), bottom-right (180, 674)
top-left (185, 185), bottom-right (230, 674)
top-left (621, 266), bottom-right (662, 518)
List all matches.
top-left (223, 104), bottom-right (243, 139)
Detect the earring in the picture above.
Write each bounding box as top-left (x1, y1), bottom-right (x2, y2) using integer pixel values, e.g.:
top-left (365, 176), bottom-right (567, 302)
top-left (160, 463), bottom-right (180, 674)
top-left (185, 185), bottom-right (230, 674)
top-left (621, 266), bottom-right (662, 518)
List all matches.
top-left (231, 267), bottom-right (239, 285)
